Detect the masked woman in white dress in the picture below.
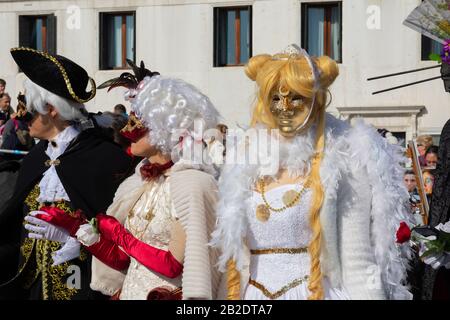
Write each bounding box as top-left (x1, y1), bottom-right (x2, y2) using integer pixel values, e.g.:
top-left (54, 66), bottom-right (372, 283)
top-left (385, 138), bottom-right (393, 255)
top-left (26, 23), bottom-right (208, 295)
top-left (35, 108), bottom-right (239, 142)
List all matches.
top-left (211, 45), bottom-right (414, 300)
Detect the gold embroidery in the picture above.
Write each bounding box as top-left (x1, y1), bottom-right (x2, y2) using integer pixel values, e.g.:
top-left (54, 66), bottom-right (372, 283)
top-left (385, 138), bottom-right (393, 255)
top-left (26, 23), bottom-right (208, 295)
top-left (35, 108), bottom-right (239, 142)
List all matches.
top-left (79, 247), bottom-right (88, 261)
top-left (47, 241), bottom-right (78, 300)
top-left (24, 184), bottom-right (40, 211)
top-left (20, 238), bottom-right (34, 260)
top-left (249, 275), bottom-right (309, 299)
top-left (10, 47), bottom-right (96, 103)
top-left (38, 239), bottom-right (49, 300)
top-left (250, 247), bottom-right (308, 255)
top-left (54, 201), bottom-right (75, 216)
top-left (20, 184), bottom-right (81, 300)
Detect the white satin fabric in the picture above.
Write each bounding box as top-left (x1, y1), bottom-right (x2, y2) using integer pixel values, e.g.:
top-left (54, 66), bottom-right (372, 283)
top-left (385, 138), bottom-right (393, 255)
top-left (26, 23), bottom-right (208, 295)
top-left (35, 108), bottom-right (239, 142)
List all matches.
top-left (119, 173), bottom-right (182, 300)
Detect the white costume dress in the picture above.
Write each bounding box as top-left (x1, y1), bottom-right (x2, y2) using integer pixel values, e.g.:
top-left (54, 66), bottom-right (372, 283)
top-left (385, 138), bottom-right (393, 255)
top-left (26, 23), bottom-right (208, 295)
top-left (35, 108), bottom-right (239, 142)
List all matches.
top-left (244, 184), bottom-right (349, 300)
top-left (90, 160), bottom-right (222, 300)
top-left (211, 114), bottom-right (414, 300)
top-left (120, 173), bottom-right (181, 300)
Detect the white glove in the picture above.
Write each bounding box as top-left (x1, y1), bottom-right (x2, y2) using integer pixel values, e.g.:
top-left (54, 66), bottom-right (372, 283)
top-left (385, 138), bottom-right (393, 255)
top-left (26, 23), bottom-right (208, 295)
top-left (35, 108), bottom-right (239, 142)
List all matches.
top-left (24, 211), bottom-right (71, 243)
top-left (419, 236), bottom-right (450, 270)
top-left (422, 251), bottom-right (450, 269)
top-left (51, 237), bottom-right (81, 266)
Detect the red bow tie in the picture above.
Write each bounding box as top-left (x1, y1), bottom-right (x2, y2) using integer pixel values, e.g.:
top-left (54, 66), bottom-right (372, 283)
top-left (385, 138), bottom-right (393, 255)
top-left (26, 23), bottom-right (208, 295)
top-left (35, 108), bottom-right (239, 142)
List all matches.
top-left (140, 160), bottom-right (174, 181)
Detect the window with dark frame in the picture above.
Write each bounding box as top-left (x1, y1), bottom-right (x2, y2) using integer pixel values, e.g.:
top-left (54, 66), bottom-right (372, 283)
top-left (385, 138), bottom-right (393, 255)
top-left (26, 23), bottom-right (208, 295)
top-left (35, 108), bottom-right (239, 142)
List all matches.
top-left (301, 2), bottom-right (342, 62)
top-left (391, 132), bottom-right (406, 147)
top-left (100, 12), bottom-right (136, 70)
top-left (19, 14), bottom-right (57, 54)
top-left (214, 6), bottom-right (252, 67)
top-left (421, 35), bottom-right (443, 61)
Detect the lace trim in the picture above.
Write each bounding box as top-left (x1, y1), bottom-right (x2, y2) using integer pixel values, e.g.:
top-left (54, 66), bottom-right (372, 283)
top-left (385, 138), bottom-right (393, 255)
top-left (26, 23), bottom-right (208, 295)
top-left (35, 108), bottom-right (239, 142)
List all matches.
top-left (38, 126), bottom-right (79, 203)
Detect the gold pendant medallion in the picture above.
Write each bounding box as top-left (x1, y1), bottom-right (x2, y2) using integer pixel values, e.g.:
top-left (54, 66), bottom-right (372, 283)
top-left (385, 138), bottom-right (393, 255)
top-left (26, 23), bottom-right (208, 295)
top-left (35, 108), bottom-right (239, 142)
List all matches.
top-left (282, 190), bottom-right (299, 207)
top-left (256, 204), bottom-right (270, 222)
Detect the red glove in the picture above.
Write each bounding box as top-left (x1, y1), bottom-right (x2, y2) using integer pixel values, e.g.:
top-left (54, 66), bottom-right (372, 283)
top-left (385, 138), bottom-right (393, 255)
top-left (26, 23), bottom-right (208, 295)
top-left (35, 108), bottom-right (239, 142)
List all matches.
top-left (96, 214), bottom-right (183, 278)
top-left (36, 206), bottom-right (87, 237)
top-left (36, 208), bottom-right (130, 271)
top-left (85, 238), bottom-right (130, 271)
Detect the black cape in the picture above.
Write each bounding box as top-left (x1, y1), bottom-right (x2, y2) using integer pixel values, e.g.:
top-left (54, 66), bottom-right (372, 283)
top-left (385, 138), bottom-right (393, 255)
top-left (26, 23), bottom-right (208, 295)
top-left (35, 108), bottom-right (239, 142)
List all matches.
top-left (420, 119), bottom-right (450, 300)
top-left (0, 127), bottom-right (132, 299)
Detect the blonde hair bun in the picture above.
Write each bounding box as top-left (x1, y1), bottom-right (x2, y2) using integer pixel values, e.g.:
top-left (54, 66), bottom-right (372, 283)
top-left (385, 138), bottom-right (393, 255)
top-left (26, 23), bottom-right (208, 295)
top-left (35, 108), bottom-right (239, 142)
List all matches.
top-left (245, 54), bottom-right (272, 81)
top-left (315, 56), bottom-right (339, 90)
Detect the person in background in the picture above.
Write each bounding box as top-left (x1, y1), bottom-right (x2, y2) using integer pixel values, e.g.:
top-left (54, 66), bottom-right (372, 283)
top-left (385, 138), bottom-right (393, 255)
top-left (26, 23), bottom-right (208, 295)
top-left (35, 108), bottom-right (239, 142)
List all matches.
top-left (425, 145), bottom-right (439, 169)
top-left (422, 145), bottom-right (439, 199)
top-left (404, 170), bottom-right (418, 195)
top-left (92, 111), bottom-right (130, 151)
top-left (206, 123), bottom-right (228, 168)
top-left (0, 93), bottom-right (13, 127)
top-left (0, 93), bottom-right (35, 161)
top-left (0, 79), bottom-right (6, 95)
top-left (94, 111), bottom-right (141, 178)
top-left (404, 170), bottom-right (423, 226)
top-left (113, 104), bottom-right (128, 118)
top-left (417, 135), bottom-right (433, 167)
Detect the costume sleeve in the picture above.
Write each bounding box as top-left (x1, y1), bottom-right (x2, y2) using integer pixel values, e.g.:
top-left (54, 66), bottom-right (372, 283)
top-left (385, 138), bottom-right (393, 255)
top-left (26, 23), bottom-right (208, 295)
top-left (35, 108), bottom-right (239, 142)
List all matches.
top-left (168, 220), bottom-right (186, 264)
top-left (344, 120), bottom-right (414, 300)
top-left (170, 169), bottom-right (221, 300)
top-left (85, 237), bottom-right (130, 271)
top-left (338, 172), bottom-right (387, 299)
top-left (96, 214), bottom-right (183, 278)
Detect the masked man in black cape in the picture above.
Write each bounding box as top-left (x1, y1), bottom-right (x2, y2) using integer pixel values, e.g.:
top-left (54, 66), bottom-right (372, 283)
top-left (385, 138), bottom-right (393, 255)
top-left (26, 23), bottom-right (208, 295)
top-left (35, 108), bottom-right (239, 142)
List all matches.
top-left (0, 48), bottom-right (132, 300)
top-left (422, 112), bottom-right (450, 299)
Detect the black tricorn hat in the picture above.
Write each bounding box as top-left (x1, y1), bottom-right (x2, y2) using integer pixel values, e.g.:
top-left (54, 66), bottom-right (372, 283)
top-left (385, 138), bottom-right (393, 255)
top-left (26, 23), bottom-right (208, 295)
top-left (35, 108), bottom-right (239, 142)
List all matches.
top-left (10, 47), bottom-right (96, 103)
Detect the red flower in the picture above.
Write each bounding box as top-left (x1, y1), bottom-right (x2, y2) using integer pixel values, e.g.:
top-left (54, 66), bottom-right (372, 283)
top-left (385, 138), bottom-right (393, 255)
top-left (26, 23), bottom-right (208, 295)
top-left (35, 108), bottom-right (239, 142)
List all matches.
top-left (396, 222), bottom-right (411, 244)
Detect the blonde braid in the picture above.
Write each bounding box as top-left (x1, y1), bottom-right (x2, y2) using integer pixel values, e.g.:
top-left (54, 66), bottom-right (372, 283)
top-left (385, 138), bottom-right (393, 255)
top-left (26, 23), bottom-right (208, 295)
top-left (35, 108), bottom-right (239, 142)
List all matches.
top-left (307, 107), bottom-right (326, 300)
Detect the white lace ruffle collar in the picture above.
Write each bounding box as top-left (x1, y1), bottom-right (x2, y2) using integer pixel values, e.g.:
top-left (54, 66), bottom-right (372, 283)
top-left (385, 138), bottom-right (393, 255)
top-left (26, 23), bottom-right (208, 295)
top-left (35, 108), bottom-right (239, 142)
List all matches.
top-left (37, 126), bottom-right (80, 203)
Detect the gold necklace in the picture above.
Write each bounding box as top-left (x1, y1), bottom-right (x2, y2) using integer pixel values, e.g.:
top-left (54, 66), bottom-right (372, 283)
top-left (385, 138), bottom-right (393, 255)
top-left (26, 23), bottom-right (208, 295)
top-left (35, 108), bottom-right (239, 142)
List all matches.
top-left (127, 184), bottom-right (159, 240)
top-left (255, 178), bottom-right (311, 222)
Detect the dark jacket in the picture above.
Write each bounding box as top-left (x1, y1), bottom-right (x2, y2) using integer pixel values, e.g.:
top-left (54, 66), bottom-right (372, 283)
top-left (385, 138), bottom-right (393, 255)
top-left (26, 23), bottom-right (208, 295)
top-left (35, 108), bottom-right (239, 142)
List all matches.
top-left (0, 127), bottom-right (132, 299)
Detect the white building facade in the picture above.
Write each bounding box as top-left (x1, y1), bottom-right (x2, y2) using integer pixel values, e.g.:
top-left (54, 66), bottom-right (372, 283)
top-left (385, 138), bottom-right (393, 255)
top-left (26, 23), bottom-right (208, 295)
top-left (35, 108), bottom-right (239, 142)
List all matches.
top-left (0, 0), bottom-right (449, 142)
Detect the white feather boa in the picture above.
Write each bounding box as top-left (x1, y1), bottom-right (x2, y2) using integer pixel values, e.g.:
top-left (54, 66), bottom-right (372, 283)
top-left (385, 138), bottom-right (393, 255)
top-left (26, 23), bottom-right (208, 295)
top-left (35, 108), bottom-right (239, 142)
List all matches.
top-left (210, 113), bottom-right (413, 300)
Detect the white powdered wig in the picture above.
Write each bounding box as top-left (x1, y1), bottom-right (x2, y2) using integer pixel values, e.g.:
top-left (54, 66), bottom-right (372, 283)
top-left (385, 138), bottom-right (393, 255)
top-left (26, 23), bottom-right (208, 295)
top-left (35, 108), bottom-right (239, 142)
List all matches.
top-left (23, 78), bottom-right (87, 121)
top-left (131, 75), bottom-right (220, 156)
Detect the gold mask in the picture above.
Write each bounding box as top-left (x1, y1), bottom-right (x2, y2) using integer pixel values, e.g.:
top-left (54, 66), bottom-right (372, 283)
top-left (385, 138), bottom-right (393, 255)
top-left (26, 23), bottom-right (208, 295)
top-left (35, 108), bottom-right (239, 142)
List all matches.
top-left (269, 88), bottom-right (315, 137)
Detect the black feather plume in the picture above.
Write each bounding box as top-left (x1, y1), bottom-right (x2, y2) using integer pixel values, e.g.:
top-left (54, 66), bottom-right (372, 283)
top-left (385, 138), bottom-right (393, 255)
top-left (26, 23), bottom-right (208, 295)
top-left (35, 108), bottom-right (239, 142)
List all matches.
top-left (97, 60), bottom-right (160, 91)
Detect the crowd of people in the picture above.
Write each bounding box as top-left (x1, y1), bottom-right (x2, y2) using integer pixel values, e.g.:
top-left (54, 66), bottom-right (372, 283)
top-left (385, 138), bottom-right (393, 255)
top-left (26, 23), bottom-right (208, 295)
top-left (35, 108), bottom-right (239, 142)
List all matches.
top-left (0, 45), bottom-right (448, 301)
